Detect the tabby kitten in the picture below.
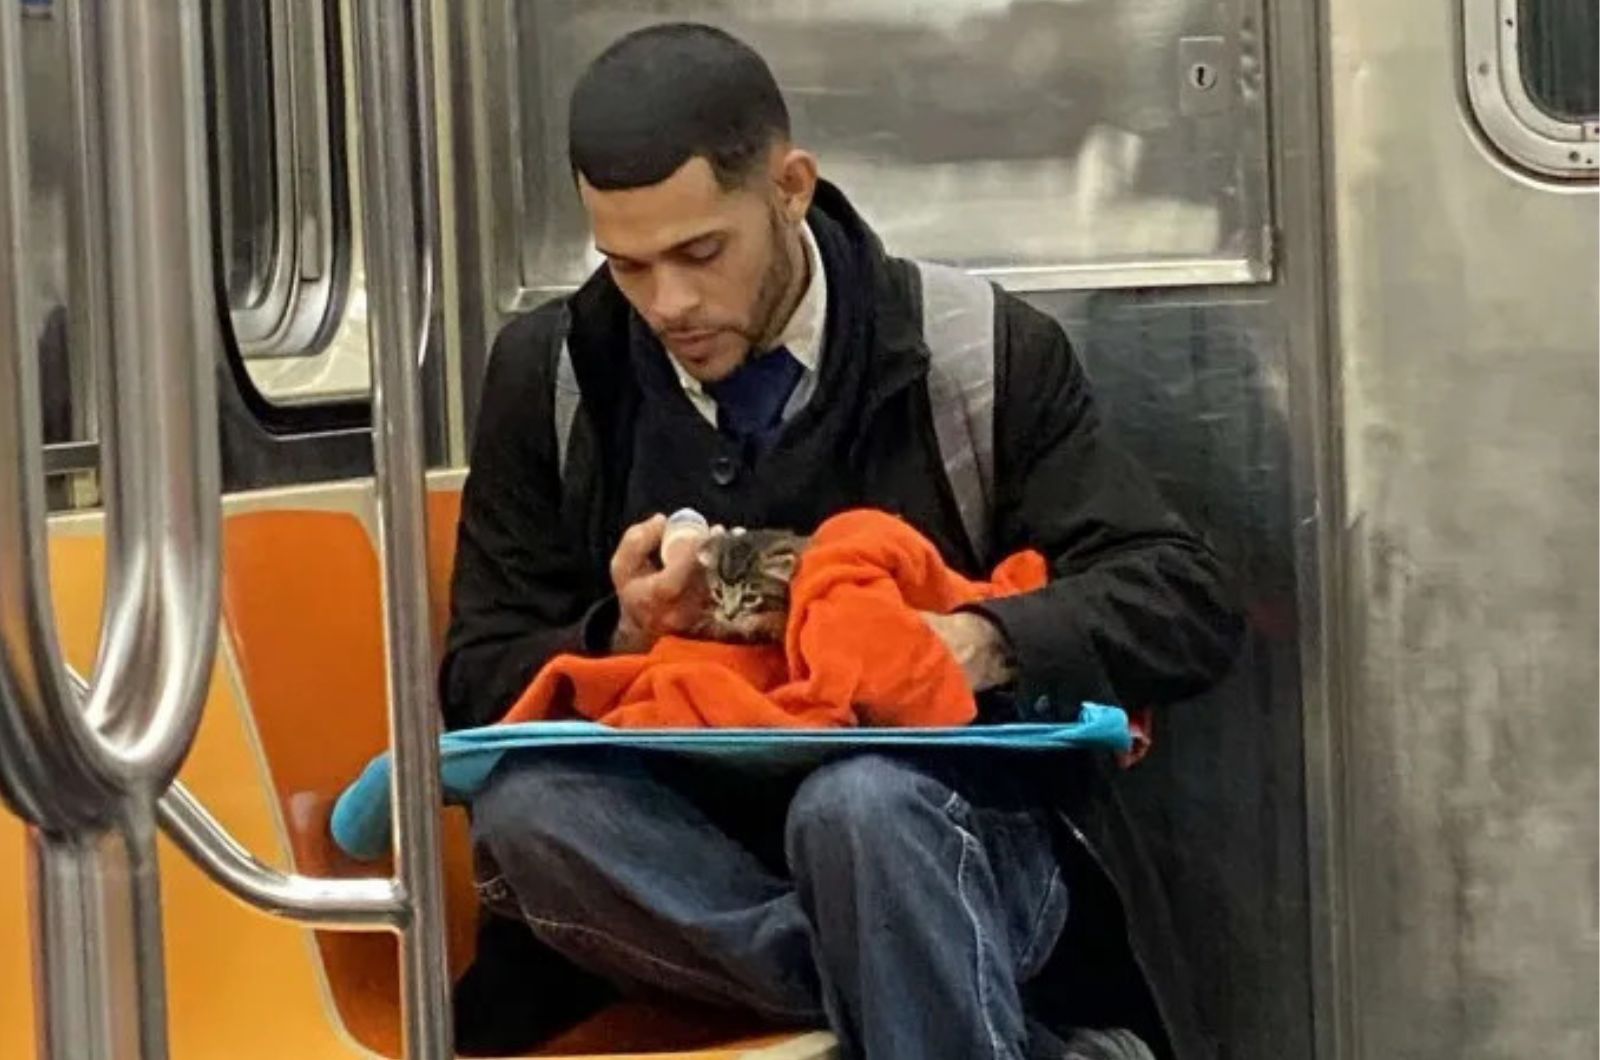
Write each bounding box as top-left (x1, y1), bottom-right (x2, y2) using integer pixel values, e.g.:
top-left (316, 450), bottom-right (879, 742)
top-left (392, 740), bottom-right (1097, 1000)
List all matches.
top-left (694, 529), bottom-right (810, 643)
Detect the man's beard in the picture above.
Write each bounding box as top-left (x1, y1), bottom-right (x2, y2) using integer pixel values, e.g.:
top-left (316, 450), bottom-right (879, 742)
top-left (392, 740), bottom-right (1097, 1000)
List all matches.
top-left (649, 206), bottom-right (802, 357)
top-left (745, 207), bottom-right (801, 354)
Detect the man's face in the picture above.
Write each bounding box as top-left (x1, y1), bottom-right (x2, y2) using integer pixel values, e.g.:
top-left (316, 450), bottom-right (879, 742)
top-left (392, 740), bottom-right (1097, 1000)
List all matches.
top-left (579, 155), bottom-right (801, 384)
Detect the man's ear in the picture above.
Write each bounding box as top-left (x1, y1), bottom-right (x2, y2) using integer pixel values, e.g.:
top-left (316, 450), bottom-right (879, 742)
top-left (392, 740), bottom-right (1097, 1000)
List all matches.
top-left (772, 146), bottom-right (818, 223)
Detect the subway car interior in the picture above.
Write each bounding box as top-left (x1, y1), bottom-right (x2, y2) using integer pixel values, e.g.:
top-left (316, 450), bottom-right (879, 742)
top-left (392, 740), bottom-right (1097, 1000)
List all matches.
top-left (0, 1), bottom-right (1595, 1058)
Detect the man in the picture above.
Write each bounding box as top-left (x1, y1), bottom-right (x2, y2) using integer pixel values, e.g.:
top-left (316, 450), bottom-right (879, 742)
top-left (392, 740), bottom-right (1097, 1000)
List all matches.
top-left (442, 23), bottom-right (1242, 1060)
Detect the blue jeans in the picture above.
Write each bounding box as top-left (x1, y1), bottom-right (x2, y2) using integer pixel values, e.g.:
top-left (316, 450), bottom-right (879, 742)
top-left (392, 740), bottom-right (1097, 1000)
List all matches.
top-left (471, 749), bottom-right (1071, 1060)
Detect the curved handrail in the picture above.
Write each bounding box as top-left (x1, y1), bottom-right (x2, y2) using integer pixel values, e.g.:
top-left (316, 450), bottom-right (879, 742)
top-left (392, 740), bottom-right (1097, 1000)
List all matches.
top-left (157, 782), bottom-right (404, 929)
top-left (48, 665), bottom-right (410, 931)
top-left (0, 0), bottom-right (220, 830)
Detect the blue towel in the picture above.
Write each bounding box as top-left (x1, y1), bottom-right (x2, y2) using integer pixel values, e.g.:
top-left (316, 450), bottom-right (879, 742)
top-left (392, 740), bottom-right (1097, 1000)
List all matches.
top-left (330, 704), bottom-right (1132, 861)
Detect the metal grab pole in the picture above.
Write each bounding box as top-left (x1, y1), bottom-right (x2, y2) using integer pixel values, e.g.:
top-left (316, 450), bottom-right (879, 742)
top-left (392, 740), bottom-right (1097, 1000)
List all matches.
top-left (0, 0), bottom-right (220, 819)
top-left (0, 0), bottom-right (101, 834)
top-left (350, 3), bottom-right (453, 1058)
top-left (30, 833), bottom-right (121, 1059)
top-left (0, 2), bottom-right (222, 1058)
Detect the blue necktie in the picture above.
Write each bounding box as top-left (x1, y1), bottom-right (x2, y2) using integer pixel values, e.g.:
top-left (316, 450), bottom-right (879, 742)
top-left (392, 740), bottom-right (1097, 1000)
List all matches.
top-left (705, 347), bottom-right (804, 458)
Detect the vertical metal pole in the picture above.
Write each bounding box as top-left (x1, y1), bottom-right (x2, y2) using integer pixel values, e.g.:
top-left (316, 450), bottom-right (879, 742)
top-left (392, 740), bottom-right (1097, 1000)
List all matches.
top-left (31, 833), bottom-right (115, 1060)
top-left (1, 0), bottom-right (221, 1057)
top-left (30, 822), bottom-right (156, 1060)
top-left (118, 801), bottom-right (171, 1060)
top-left (351, 4), bottom-right (452, 1058)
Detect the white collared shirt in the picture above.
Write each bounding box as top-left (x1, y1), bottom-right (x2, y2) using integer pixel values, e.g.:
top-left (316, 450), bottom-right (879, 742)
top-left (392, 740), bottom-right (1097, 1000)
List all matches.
top-left (668, 220), bottom-right (828, 426)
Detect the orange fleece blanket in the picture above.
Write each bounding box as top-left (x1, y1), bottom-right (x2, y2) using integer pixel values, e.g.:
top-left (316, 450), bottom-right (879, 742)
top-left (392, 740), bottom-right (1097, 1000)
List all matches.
top-left (502, 510), bottom-right (1048, 730)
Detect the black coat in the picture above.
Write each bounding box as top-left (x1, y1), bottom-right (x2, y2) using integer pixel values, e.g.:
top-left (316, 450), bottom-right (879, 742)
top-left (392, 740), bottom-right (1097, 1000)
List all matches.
top-left (441, 182), bottom-right (1244, 1059)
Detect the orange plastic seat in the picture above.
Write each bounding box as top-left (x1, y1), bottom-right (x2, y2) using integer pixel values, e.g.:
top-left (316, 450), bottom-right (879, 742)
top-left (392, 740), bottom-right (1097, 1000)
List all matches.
top-left (219, 485), bottom-right (804, 1057)
top-left (0, 487), bottom-right (825, 1057)
top-left (3, 526), bottom-right (381, 1059)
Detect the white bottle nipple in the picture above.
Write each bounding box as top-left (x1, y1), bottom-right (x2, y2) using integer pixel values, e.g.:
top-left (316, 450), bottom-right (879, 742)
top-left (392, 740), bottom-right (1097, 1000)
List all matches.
top-left (660, 508), bottom-right (711, 566)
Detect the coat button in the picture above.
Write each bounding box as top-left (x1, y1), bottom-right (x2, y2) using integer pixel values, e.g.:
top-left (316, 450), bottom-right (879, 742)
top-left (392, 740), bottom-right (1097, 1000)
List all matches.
top-left (710, 455), bottom-right (738, 487)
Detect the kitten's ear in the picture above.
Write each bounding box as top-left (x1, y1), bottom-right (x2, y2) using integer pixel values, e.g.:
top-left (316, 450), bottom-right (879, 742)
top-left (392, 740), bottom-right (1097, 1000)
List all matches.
top-left (761, 547), bottom-right (800, 582)
top-left (695, 527), bottom-right (728, 569)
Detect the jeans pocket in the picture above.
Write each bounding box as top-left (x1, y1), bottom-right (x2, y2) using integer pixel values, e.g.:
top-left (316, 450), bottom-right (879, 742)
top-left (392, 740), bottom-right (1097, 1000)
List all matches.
top-left (948, 794), bottom-right (1071, 984)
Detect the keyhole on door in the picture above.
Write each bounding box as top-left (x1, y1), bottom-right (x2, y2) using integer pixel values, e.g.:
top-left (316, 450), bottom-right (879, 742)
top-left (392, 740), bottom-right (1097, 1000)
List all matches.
top-left (1190, 62), bottom-right (1217, 90)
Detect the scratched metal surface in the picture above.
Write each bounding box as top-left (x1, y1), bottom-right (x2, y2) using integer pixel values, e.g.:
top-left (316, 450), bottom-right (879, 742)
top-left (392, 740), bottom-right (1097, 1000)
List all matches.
top-left (1028, 289), bottom-right (1312, 1060)
top-left (464, 0), bottom-right (1271, 309)
top-left (1321, 1), bottom-right (1600, 1056)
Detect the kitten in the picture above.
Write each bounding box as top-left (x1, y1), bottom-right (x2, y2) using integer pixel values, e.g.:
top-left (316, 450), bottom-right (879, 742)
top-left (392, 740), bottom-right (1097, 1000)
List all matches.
top-left (694, 529), bottom-right (810, 643)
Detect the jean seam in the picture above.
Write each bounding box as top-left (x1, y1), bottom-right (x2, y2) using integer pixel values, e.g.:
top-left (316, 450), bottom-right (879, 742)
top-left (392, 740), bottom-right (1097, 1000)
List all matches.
top-left (1015, 865), bottom-right (1065, 977)
top-left (518, 909), bottom-right (824, 1024)
top-left (945, 791), bottom-right (1006, 1060)
top-left (473, 871), bottom-right (521, 918)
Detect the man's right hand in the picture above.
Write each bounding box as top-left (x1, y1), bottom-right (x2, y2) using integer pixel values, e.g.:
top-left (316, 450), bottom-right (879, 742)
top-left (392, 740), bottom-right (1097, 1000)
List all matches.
top-left (609, 514), bottom-right (706, 653)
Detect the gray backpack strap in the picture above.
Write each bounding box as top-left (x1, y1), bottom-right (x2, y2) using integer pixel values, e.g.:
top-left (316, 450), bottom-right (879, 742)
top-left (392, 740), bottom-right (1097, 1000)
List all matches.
top-left (553, 335), bottom-right (581, 480)
top-left (914, 260), bottom-right (997, 563)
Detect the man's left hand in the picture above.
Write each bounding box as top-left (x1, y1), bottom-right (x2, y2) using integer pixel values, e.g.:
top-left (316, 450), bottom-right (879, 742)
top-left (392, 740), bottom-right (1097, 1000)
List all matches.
top-left (919, 611), bottom-right (1016, 693)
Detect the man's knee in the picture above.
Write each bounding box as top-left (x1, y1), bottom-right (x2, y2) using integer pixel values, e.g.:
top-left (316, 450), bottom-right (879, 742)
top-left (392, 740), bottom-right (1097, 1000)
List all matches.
top-left (784, 755), bottom-right (951, 870)
top-left (471, 750), bottom-right (654, 919)
top-left (471, 749), bottom-right (645, 855)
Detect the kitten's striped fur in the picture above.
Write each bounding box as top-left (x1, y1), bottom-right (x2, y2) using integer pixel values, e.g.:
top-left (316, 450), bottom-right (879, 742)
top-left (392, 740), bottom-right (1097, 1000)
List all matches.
top-left (694, 529), bottom-right (809, 643)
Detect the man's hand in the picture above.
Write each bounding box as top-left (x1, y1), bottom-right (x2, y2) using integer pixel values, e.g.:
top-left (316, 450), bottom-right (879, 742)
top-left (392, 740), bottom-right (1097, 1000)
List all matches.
top-left (610, 514), bottom-right (707, 653)
top-left (920, 611), bottom-right (1016, 693)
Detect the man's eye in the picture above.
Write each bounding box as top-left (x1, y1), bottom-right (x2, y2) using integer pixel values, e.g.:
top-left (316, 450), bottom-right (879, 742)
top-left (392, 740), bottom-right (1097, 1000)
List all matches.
top-left (609, 259), bottom-right (644, 276)
top-left (682, 240), bottom-right (722, 264)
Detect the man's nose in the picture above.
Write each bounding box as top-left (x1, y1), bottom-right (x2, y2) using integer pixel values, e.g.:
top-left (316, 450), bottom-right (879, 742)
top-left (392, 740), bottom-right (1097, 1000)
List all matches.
top-left (650, 265), bottom-right (700, 324)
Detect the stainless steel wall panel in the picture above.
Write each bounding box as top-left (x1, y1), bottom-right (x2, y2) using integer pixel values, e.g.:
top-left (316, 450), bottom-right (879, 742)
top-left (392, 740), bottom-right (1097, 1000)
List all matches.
top-left (1028, 289), bottom-right (1312, 1059)
top-left (464, 0), bottom-right (1272, 308)
top-left (1322, 1), bottom-right (1599, 1055)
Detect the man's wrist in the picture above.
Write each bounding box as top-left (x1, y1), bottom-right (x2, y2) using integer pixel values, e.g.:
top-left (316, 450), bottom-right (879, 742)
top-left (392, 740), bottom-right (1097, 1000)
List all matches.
top-left (947, 611), bottom-right (1011, 694)
top-left (924, 609), bottom-right (1018, 693)
top-left (965, 612), bottom-right (1017, 692)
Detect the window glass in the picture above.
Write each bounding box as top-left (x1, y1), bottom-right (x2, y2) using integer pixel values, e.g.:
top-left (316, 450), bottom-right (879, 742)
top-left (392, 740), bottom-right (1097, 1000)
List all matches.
top-left (488, 0), bottom-right (1274, 298)
top-left (1463, 0), bottom-right (1596, 179)
top-left (210, 0), bottom-right (280, 310)
top-left (204, 0), bottom-right (372, 408)
top-left (20, 0), bottom-right (98, 501)
top-left (1518, 0), bottom-right (1599, 122)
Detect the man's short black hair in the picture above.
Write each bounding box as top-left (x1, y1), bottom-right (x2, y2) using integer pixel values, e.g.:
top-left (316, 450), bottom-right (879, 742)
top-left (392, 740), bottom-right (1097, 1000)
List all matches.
top-left (569, 23), bottom-right (791, 191)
